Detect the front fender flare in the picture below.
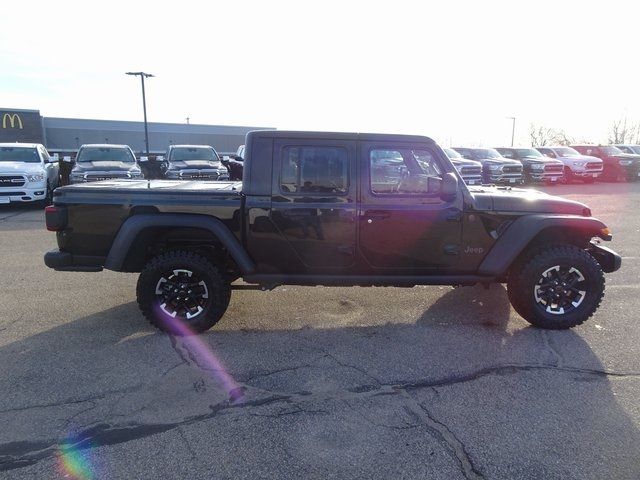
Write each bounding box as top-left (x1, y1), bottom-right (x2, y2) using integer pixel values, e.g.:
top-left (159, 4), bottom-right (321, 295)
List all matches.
top-left (104, 213), bottom-right (255, 274)
top-left (477, 214), bottom-right (608, 276)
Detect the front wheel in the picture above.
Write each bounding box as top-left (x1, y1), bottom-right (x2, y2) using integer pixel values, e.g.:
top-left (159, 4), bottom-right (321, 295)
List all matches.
top-left (507, 245), bottom-right (605, 329)
top-left (137, 250), bottom-right (231, 335)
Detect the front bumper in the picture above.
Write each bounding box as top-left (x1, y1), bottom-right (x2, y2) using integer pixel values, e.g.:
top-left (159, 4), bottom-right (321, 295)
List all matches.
top-left (0, 185), bottom-right (47, 203)
top-left (526, 171), bottom-right (564, 183)
top-left (486, 174), bottom-right (523, 185)
top-left (589, 243), bottom-right (622, 273)
top-left (572, 170), bottom-right (602, 178)
top-left (462, 175), bottom-right (483, 185)
top-left (44, 249), bottom-right (104, 272)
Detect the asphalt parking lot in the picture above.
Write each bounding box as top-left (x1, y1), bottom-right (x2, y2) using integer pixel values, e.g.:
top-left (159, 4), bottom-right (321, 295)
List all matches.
top-left (0, 182), bottom-right (639, 479)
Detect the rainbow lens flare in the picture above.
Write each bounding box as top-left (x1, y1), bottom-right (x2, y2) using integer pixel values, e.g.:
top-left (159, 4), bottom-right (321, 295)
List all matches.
top-left (154, 304), bottom-right (244, 402)
top-left (56, 436), bottom-right (94, 480)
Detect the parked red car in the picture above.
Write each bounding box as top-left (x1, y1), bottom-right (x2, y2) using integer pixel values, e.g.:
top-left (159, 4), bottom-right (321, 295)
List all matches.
top-left (571, 145), bottom-right (640, 182)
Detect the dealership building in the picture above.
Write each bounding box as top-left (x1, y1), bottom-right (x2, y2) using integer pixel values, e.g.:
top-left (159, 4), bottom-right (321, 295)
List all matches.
top-left (0, 107), bottom-right (270, 157)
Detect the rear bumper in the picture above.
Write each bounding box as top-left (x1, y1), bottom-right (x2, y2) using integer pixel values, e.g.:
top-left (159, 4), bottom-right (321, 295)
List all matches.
top-left (44, 250), bottom-right (104, 272)
top-left (589, 244), bottom-right (622, 273)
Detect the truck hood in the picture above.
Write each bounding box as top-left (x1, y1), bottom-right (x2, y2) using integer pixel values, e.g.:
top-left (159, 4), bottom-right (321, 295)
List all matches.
top-left (477, 158), bottom-right (522, 166)
top-left (0, 162), bottom-right (44, 174)
top-left (469, 185), bottom-right (589, 215)
top-left (556, 154), bottom-right (601, 163)
top-left (73, 161), bottom-right (139, 172)
top-left (450, 159), bottom-right (482, 167)
top-left (519, 156), bottom-right (563, 166)
top-left (167, 160), bottom-right (224, 170)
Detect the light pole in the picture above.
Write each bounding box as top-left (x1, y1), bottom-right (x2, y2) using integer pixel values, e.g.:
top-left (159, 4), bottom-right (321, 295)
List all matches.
top-left (126, 71), bottom-right (154, 155)
top-left (507, 116), bottom-right (516, 147)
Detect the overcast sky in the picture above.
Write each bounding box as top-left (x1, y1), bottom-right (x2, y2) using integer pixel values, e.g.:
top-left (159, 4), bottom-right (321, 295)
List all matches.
top-left (2, 0), bottom-right (638, 146)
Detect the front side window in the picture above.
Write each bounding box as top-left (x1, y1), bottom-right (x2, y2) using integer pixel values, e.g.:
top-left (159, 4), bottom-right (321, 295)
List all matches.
top-left (281, 146), bottom-right (348, 194)
top-left (77, 147), bottom-right (135, 162)
top-left (370, 148), bottom-right (441, 195)
top-left (0, 147), bottom-right (40, 163)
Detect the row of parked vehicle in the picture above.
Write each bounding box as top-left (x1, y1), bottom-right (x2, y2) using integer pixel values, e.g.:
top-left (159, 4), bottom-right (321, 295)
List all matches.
top-left (445, 144), bottom-right (640, 185)
top-left (2, 140), bottom-right (639, 206)
top-left (65, 143), bottom-right (233, 183)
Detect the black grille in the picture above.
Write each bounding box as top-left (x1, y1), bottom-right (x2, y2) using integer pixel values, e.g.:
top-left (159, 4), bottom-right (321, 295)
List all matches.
top-left (460, 166), bottom-right (482, 175)
top-left (180, 172), bottom-right (219, 180)
top-left (0, 191), bottom-right (26, 196)
top-left (586, 162), bottom-right (602, 170)
top-left (0, 175), bottom-right (25, 187)
top-left (503, 165), bottom-right (522, 174)
top-left (544, 165), bottom-right (563, 173)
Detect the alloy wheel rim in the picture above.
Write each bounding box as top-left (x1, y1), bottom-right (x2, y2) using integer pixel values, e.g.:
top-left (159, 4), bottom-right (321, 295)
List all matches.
top-left (533, 265), bottom-right (586, 315)
top-left (155, 269), bottom-right (209, 319)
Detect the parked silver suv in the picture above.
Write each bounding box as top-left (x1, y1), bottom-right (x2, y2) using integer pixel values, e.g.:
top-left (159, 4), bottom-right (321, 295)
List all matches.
top-left (535, 146), bottom-right (602, 183)
top-left (0, 143), bottom-right (60, 205)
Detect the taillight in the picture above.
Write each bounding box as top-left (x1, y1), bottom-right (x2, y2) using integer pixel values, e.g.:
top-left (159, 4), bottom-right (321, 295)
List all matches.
top-left (45, 205), bottom-right (68, 232)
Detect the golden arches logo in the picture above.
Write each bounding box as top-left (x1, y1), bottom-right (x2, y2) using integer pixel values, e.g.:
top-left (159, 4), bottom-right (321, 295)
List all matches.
top-left (2, 113), bottom-right (23, 129)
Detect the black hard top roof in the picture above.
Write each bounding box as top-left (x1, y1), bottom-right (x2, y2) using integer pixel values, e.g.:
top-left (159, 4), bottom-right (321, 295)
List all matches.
top-left (247, 130), bottom-right (435, 144)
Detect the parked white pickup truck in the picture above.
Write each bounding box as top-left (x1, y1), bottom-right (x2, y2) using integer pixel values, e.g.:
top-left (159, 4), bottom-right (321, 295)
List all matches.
top-left (0, 143), bottom-right (60, 206)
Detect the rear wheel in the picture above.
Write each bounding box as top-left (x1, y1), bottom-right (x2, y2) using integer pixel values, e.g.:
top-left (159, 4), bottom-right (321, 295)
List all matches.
top-left (137, 250), bottom-right (231, 335)
top-left (507, 245), bottom-right (604, 329)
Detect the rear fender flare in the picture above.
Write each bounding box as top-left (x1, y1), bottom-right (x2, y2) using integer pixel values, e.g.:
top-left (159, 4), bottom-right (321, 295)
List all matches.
top-left (104, 213), bottom-right (255, 274)
top-left (478, 215), bottom-right (608, 276)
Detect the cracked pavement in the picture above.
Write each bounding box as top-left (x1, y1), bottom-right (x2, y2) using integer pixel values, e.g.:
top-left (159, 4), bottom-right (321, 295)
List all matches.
top-left (1, 183), bottom-right (639, 479)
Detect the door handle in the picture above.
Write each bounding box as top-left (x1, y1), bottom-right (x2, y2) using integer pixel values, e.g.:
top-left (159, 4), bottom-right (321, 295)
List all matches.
top-left (364, 210), bottom-right (390, 220)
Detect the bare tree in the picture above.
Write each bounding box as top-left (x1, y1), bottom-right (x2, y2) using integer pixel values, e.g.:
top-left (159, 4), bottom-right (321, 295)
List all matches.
top-left (530, 123), bottom-right (561, 147)
top-left (554, 129), bottom-right (574, 146)
top-left (608, 117), bottom-right (640, 144)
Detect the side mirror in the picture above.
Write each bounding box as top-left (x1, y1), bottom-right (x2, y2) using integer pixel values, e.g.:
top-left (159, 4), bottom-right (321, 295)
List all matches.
top-left (440, 172), bottom-right (458, 201)
top-left (63, 156), bottom-right (72, 163)
top-left (139, 156), bottom-right (149, 162)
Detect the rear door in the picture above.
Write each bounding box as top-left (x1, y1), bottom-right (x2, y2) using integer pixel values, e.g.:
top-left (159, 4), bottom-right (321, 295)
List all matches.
top-left (358, 141), bottom-right (463, 273)
top-left (270, 138), bottom-right (357, 271)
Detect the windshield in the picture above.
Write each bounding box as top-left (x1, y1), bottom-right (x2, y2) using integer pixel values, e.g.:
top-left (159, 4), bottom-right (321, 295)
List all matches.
top-left (515, 148), bottom-right (543, 158)
top-left (472, 148), bottom-right (503, 160)
top-left (77, 147), bottom-right (135, 162)
top-left (443, 148), bottom-right (462, 159)
top-left (553, 147), bottom-right (580, 157)
top-left (629, 146), bottom-right (640, 155)
top-left (0, 147), bottom-right (40, 163)
top-left (171, 147), bottom-right (218, 162)
top-left (601, 146), bottom-right (624, 155)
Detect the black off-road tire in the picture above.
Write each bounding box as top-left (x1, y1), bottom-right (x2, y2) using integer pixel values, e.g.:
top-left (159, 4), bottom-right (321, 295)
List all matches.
top-left (137, 250), bottom-right (231, 335)
top-left (507, 245), bottom-right (605, 329)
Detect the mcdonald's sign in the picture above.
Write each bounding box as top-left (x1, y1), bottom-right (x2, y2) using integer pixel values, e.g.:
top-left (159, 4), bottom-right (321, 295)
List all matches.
top-left (2, 113), bottom-right (23, 129)
top-left (0, 109), bottom-right (44, 143)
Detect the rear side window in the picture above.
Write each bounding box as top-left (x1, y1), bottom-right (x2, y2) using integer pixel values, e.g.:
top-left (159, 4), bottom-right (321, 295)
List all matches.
top-left (281, 146), bottom-right (348, 194)
top-left (499, 149), bottom-right (515, 159)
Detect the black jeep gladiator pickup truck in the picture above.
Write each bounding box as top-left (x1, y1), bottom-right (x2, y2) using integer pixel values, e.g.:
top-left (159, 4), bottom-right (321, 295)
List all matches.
top-left (44, 130), bottom-right (621, 334)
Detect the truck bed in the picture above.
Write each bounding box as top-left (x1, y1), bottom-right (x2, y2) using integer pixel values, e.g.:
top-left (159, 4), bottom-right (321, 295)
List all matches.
top-left (52, 180), bottom-right (244, 258)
